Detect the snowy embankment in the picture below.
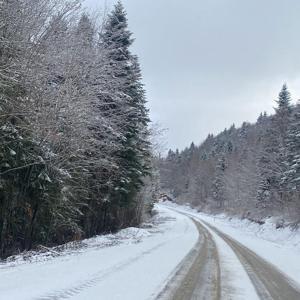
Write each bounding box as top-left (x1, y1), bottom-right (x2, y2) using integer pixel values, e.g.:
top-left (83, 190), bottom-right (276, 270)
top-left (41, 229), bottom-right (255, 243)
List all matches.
top-left (0, 205), bottom-right (198, 300)
top-left (164, 201), bottom-right (300, 286)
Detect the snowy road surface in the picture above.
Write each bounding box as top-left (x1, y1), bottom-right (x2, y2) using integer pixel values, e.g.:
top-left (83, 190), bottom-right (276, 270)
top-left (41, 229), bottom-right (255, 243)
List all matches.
top-left (163, 204), bottom-right (300, 300)
top-left (1, 204), bottom-right (300, 299)
top-left (0, 206), bottom-right (198, 300)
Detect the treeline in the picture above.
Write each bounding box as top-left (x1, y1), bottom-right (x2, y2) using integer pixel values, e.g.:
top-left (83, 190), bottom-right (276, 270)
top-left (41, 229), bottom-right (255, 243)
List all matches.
top-left (160, 85), bottom-right (300, 224)
top-left (0, 1), bottom-right (156, 258)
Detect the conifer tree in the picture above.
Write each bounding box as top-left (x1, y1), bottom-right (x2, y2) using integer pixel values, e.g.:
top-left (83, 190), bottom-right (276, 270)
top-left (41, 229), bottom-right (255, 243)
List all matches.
top-left (211, 156), bottom-right (227, 209)
top-left (101, 1), bottom-right (151, 219)
top-left (283, 103), bottom-right (300, 192)
top-left (274, 85), bottom-right (293, 195)
top-left (77, 13), bottom-right (94, 47)
top-left (275, 84), bottom-right (292, 125)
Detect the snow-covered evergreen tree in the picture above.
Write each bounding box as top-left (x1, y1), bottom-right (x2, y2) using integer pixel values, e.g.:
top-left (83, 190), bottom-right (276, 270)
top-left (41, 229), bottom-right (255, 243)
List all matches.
top-left (101, 1), bottom-right (151, 216)
top-left (211, 156), bottom-right (227, 209)
top-left (274, 84), bottom-right (292, 134)
top-left (283, 102), bottom-right (300, 192)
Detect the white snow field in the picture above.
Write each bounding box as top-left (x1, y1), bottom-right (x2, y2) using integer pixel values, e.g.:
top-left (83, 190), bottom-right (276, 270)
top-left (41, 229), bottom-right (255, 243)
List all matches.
top-left (165, 201), bottom-right (300, 288)
top-left (0, 205), bottom-right (198, 300)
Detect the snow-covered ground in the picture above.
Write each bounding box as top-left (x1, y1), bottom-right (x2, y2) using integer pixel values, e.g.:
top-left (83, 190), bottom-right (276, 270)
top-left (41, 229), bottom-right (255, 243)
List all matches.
top-left (2, 202), bottom-right (300, 300)
top-left (0, 205), bottom-right (198, 300)
top-left (165, 201), bottom-right (300, 287)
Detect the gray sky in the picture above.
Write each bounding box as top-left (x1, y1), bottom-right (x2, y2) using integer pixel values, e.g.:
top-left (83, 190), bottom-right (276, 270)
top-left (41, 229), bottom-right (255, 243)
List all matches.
top-left (84, 0), bottom-right (300, 151)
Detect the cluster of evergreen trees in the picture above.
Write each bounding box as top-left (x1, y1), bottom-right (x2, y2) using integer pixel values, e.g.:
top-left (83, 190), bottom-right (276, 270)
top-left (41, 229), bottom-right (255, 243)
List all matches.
top-left (0, 1), bottom-right (156, 258)
top-left (160, 85), bottom-right (300, 224)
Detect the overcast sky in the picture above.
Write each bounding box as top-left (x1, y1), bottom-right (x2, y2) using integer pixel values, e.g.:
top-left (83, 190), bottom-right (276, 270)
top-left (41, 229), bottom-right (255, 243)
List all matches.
top-left (84, 0), bottom-right (300, 151)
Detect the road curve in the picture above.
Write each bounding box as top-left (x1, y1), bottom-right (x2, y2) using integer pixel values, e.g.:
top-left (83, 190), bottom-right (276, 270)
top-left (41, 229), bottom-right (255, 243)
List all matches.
top-left (202, 220), bottom-right (300, 300)
top-left (159, 209), bottom-right (300, 300)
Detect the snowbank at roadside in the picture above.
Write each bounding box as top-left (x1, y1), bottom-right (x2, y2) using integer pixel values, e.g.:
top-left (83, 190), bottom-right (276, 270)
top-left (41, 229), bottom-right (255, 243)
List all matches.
top-left (1, 223), bottom-right (152, 269)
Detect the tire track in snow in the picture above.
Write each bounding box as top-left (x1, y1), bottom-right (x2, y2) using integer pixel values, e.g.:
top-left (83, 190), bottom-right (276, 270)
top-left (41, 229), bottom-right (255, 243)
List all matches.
top-left (173, 220), bottom-right (221, 300)
top-left (156, 220), bottom-right (221, 300)
top-left (168, 205), bottom-right (300, 300)
top-left (202, 220), bottom-right (300, 300)
top-left (164, 207), bottom-right (258, 299)
top-left (34, 242), bottom-right (167, 300)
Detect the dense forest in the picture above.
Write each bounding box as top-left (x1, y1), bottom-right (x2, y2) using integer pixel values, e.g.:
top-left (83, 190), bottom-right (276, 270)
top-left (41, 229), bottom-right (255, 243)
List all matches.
top-left (160, 85), bottom-right (300, 225)
top-left (0, 1), bottom-right (157, 258)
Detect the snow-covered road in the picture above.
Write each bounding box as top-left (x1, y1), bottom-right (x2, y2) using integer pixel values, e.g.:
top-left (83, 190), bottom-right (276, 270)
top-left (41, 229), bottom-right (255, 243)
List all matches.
top-left (0, 206), bottom-right (198, 300)
top-left (1, 203), bottom-right (300, 300)
top-left (164, 203), bottom-right (300, 300)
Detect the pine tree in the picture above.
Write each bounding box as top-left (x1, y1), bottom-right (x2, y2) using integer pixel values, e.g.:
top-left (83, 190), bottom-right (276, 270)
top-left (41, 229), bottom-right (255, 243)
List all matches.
top-left (100, 1), bottom-right (151, 227)
top-left (274, 84), bottom-right (292, 143)
top-left (283, 102), bottom-right (300, 191)
top-left (211, 156), bottom-right (227, 210)
top-left (76, 13), bottom-right (94, 48)
top-left (275, 84), bottom-right (292, 118)
top-left (273, 85), bottom-right (293, 196)
top-left (256, 116), bottom-right (284, 212)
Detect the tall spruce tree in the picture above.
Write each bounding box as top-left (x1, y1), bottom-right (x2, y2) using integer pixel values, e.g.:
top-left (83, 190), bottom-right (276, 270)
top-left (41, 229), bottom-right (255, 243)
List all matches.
top-left (211, 156), bottom-right (227, 210)
top-left (274, 85), bottom-right (293, 197)
top-left (275, 84), bottom-right (292, 130)
top-left (283, 102), bottom-right (300, 192)
top-left (101, 1), bottom-right (151, 226)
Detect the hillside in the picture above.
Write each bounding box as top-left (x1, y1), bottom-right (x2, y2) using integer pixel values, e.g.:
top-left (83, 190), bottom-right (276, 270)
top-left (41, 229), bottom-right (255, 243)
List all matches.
top-left (159, 85), bottom-right (300, 224)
